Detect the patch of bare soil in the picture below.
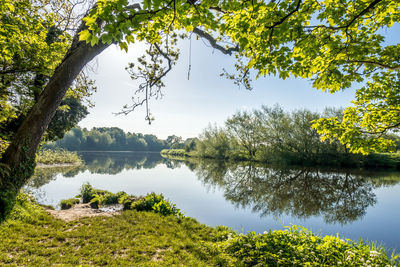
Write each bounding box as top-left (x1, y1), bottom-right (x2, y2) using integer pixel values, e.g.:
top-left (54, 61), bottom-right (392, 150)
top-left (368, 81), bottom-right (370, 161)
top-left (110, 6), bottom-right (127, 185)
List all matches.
top-left (151, 248), bottom-right (172, 262)
top-left (46, 204), bottom-right (120, 222)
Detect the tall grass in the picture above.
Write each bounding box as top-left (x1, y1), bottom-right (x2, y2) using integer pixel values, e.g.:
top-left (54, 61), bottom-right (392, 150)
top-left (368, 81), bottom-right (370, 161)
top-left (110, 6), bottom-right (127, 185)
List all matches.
top-left (36, 149), bottom-right (82, 165)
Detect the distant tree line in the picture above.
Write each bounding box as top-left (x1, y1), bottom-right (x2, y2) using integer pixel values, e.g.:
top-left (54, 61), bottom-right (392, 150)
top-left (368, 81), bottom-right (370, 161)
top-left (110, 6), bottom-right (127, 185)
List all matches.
top-left (191, 106), bottom-right (400, 166)
top-left (44, 127), bottom-right (189, 152)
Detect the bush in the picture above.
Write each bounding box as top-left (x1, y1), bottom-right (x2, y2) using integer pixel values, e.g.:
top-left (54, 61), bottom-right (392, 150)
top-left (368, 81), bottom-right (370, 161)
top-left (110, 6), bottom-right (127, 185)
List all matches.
top-left (59, 198), bottom-right (80, 210)
top-left (130, 192), bottom-right (164, 211)
top-left (213, 225), bottom-right (399, 266)
top-left (79, 183), bottom-right (108, 203)
top-left (104, 191), bottom-right (127, 205)
top-left (78, 183), bottom-right (127, 207)
top-left (129, 192), bottom-right (183, 218)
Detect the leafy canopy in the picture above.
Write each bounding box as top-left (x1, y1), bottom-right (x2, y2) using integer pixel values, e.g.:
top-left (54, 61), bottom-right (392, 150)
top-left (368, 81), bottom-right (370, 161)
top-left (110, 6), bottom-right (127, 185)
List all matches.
top-left (66, 0), bottom-right (400, 153)
top-left (0, 0), bottom-right (96, 152)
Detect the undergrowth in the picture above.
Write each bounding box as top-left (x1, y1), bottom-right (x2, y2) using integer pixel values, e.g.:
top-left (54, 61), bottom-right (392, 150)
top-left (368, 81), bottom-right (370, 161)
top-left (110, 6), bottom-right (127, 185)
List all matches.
top-left (36, 149), bottom-right (82, 165)
top-left (1, 190), bottom-right (398, 266)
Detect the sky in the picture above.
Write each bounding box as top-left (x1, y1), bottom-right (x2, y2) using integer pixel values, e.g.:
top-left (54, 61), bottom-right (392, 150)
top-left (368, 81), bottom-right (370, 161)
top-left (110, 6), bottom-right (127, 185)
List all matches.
top-left (79, 38), bottom-right (359, 139)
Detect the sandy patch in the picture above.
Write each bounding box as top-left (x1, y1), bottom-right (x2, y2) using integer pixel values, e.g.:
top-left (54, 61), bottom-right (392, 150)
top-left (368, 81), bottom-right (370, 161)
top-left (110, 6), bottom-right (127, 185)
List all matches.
top-left (46, 204), bottom-right (120, 222)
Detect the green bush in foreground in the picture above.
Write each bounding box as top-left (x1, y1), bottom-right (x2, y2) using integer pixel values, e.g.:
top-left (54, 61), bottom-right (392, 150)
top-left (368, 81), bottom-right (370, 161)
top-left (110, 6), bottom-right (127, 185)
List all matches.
top-left (129, 192), bottom-right (183, 218)
top-left (213, 225), bottom-right (399, 266)
top-left (1, 192), bottom-right (399, 266)
top-left (77, 184), bottom-right (183, 217)
top-left (78, 183), bottom-right (124, 204)
top-left (36, 149), bottom-right (82, 165)
top-left (59, 198), bottom-right (80, 210)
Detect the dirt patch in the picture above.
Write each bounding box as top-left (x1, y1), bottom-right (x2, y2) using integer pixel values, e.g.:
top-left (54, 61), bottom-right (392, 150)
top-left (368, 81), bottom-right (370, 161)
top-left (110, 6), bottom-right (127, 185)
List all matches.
top-left (151, 247), bottom-right (172, 262)
top-left (46, 204), bottom-right (120, 222)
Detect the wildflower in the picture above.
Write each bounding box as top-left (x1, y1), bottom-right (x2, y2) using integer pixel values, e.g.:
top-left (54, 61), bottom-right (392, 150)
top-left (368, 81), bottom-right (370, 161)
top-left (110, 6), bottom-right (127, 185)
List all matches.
top-left (370, 250), bottom-right (380, 257)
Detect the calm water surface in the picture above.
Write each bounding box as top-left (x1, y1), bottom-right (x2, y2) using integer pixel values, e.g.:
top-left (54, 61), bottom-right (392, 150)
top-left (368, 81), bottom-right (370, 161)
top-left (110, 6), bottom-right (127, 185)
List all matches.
top-left (27, 152), bottom-right (400, 252)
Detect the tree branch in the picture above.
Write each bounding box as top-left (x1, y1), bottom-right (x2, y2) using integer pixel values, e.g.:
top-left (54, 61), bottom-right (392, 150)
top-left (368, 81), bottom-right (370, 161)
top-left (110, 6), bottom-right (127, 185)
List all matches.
top-left (193, 27), bottom-right (239, 55)
top-left (349, 60), bottom-right (400, 70)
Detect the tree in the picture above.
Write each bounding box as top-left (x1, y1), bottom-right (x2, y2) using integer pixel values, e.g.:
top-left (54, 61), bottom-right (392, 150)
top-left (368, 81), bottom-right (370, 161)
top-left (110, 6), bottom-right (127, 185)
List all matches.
top-left (1, 0), bottom-right (399, 218)
top-left (225, 111), bottom-right (263, 160)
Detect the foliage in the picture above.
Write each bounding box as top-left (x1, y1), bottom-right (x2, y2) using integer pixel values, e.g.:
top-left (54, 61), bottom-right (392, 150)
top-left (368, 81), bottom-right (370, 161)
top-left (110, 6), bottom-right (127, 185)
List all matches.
top-left (59, 198), bottom-right (80, 210)
top-left (46, 127), bottom-right (173, 151)
top-left (72, 0), bottom-right (400, 153)
top-left (128, 192), bottom-right (183, 218)
top-left (215, 225), bottom-right (398, 266)
top-left (0, 193), bottom-right (220, 265)
top-left (1, 191), bottom-right (398, 265)
top-left (78, 183), bottom-right (122, 204)
top-left (35, 149), bottom-right (82, 165)
top-left (196, 125), bottom-right (232, 159)
top-left (0, 0), bottom-right (95, 150)
top-left (226, 110), bottom-right (263, 160)
top-left (193, 105), bottom-right (399, 167)
top-left (160, 149), bottom-right (189, 157)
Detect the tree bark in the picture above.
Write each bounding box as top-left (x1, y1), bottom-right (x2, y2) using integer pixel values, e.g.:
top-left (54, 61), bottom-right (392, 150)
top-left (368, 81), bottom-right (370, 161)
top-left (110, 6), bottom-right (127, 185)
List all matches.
top-left (0, 34), bottom-right (110, 218)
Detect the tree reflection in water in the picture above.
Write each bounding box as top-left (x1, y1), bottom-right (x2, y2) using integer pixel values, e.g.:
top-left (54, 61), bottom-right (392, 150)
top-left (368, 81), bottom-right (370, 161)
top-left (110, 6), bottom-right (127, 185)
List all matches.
top-left (188, 160), bottom-right (400, 225)
top-left (27, 152), bottom-right (400, 225)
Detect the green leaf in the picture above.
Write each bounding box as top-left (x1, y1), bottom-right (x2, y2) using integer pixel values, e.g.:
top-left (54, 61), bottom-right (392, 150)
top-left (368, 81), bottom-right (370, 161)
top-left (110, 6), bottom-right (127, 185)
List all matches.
top-left (119, 42), bottom-right (128, 52)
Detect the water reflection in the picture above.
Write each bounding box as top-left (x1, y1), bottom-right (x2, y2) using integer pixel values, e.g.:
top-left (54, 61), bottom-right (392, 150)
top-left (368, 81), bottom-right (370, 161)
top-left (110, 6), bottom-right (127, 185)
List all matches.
top-left (28, 152), bottom-right (172, 188)
top-left (182, 159), bottom-right (400, 224)
top-left (28, 152), bottom-right (400, 226)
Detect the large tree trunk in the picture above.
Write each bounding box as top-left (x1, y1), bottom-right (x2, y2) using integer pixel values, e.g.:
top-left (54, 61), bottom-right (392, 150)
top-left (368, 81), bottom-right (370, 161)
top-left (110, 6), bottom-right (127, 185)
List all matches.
top-left (0, 34), bottom-right (110, 218)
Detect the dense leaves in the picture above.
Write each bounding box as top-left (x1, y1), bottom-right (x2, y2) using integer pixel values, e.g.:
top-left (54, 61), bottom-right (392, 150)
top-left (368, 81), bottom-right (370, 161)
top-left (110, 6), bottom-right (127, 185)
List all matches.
top-left (76, 0), bottom-right (400, 153)
top-left (0, 0), bottom-right (95, 154)
top-left (46, 127), bottom-right (179, 151)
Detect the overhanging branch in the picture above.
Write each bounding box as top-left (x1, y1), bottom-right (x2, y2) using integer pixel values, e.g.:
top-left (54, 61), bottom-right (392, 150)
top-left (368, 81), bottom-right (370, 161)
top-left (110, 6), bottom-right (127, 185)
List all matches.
top-left (193, 28), bottom-right (238, 55)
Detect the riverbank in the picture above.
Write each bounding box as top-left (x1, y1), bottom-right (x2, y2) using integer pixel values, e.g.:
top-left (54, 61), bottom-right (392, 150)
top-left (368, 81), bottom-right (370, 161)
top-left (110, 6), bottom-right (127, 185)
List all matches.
top-left (36, 149), bottom-right (82, 166)
top-left (0, 190), bottom-right (398, 266)
top-left (161, 149), bottom-right (400, 169)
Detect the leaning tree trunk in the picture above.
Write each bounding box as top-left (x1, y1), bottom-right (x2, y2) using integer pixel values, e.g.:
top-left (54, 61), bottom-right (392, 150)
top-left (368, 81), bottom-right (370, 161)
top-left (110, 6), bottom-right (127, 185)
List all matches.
top-left (0, 32), bottom-right (110, 219)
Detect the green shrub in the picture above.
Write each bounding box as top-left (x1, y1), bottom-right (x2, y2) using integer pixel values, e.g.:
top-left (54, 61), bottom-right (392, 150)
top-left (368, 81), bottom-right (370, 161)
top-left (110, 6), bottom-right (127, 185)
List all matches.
top-left (59, 198), bottom-right (80, 210)
top-left (130, 192), bottom-right (165, 211)
top-left (129, 192), bottom-right (183, 218)
top-left (89, 194), bottom-right (104, 209)
top-left (79, 183), bottom-right (108, 203)
top-left (214, 225), bottom-right (399, 266)
top-left (153, 199), bottom-right (182, 217)
top-left (79, 183), bottom-right (128, 207)
top-left (80, 183), bottom-right (94, 203)
top-left (104, 191), bottom-right (127, 205)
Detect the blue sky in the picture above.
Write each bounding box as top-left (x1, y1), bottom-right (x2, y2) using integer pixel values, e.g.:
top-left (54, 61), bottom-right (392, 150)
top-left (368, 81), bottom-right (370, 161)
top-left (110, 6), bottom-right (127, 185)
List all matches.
top-left (79, 37), bottom-right (364, 139)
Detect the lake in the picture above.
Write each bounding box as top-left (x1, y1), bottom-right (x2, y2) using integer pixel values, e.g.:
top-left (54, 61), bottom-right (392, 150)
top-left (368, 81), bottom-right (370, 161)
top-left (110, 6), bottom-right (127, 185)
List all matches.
top-left (27, 151), bottom-right (400, 252)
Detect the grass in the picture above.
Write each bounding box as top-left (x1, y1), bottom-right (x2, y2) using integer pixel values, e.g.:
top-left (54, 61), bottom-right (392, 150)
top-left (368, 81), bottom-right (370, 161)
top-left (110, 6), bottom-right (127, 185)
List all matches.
top-left (36, 149), bottom-right (82, 165)
top-left (0, 191), bottom-right (398, 266)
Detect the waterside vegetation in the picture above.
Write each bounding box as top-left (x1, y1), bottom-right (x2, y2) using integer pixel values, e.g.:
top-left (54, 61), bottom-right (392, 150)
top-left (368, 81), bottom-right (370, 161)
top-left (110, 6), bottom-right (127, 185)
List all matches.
top-left (36, 149), bottom-right (82, 166)
top-left (0, 190), bottom-right (398, 266)
top-left (162, 106), bottom-right (400, 169)
top-left (45, 127), bottom-right (183, 152)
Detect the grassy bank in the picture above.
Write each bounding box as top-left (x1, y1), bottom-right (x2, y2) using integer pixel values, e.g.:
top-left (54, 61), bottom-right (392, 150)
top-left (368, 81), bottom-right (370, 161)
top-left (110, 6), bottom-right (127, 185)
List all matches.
top-left (0, 189), bottom-right (398, 266)
top-left (36, 149), bottom-right (82, 165)
top-left (160, 148), bottom-right (193, 157)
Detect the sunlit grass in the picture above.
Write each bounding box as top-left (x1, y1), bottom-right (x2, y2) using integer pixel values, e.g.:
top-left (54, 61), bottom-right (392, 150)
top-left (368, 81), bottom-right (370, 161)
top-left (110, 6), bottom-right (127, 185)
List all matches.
top-left (36, 149), bottom-right (82, 165)
top-left (1, 192), bottom-right (398, 266)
